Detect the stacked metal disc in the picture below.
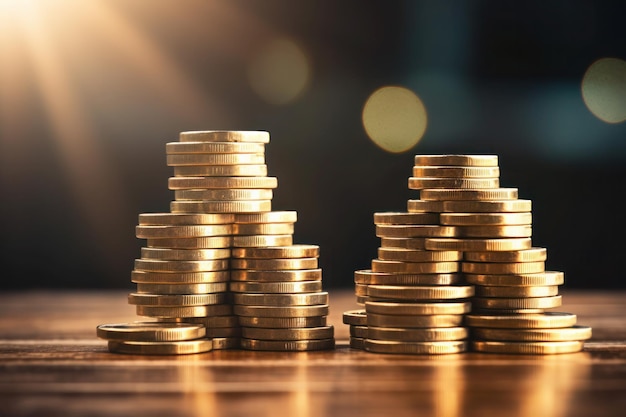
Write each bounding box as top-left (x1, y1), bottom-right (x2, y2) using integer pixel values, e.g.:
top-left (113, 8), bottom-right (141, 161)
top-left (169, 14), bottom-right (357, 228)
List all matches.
top-left (231, 240), bottom-right (334, 351)
top-left (355, 210), bottom-right (473, 354)
top-left (411, 154), bottom-right (591, 354)
top-left (97, 130), bottom-right (334, 353)
top-left (346, 154), bottom-right (591, 355)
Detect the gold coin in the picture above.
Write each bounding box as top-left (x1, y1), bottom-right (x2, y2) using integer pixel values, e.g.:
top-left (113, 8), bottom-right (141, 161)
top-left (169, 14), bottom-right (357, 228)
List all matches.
top-left (464, 247), bottom-right (547, 263)
top-left (350, 337), bottom-right (365, 350)
top-left (354, 270), bottom-right (462, 286)
top-left (233, 292), bottom-right (328, 306)
top-left (462, 261), bottom-right (545, 274)
top-left (365, 301), bottom-right (471, 315)
top-left (233, 304), bottom-right (329, 318)
top-left (367, 326), bottom-right (468, 342)
top-left (443, 199), bottom-right (532, 213)
top-left (138, 213), bottom-right (234, 225)
top-left (420, 188), bottom-right (518, 201)
top-left (179, 130), bottom-right (270, 143)
top-left (108, 339), bottom-right (213, 355)
top-left (174, 189), bottom-right (273, 201)
top-left (231, 257), bottom-right (318, 270)
top-left (131, 270), bottom-right (230, 284)
top-left (414, 154), bottom-right (498, 166)
top-left (367, 313), bottom-right (465, 328)
top-left (364, 339), bottom-right (467, 354)
top-left (465, 312), bottom-right (577, 329)
top-left (412, 165), bottom-right (500, 178)
top-left (231, 268), bottom-right (322, 282)
top-left (472, 296), bottom-right (562, 310)
top-left (136, 282), bottom-right (228, 294)
top-left (367, 285), bottom-right (474, 300)
top-left (342, 309), bottom-right (367, 326)
top-left (238, 316), bottom-right (327, 328)
top-left (471, 340), bottom-right (584, 354)
top-left (375, 225), bottom-right (457, 238)
top-left (455, 225), bottom-right (532, 238)
top-left (356, 295), bottom-right (369, 305)
top-left (380, 238), bottom-right (427, 250)
top-left (168, 176), bottom-right (278, 190)
top-left (96, 322), bottom-right (206, 342)
top-left (373, 212), bottom-right (440, 225)
top-left (475, 285), bottom-right (559, 298)
top-left (229, 280), bottom-right (322, 294)
top-left (166, 141), bottom-right (265, 154)
top-left (136, 304), bottom-right (232, 318)
top-left (408, 177), bottom-right (499, 190)
top-left (234, 211), bottom-right (298, 223)
top-left (211, 337), bottom-right (241, 350)
top-left (425, 237), bottom-right (532, 252)
top-left (440, 212), bottom-right (532, 226)
top-left (147, 236), bottom-right (232, 249)
top-left (240, 338), bottom-right (334, 351)
top-left (166, 153), bottom-right (265, 166)
top-left (377, 248), bottom-right (462, 262)
top-left (173, 164), bottom-right (268, 177)
top-left (232, 234), bottom-right (293, 247)
top-left (136, 224), bottom-right (232, 239)
top-left (171, 200), bottom-right (272, 213)
top-left (371, 260), bottom-right (459, 274)
top-left (184, 315), bottom-right (239, 328)
top-left (471, 308), bottom-right (546, 315)
top-left (465, 271), bottom-right (564, 286)
top-left (354, 283), bottom-right (368, 296)
top-left (231, 244), bottom-right (319, 259)
top-left (407, 199), bottom-right (445, 213)
top-left (350, 325), bottom-right (368, 338)
top-left (232, 223), bottom-right (295, 235)
top-left (241, 326), bottom-right (334, 341)
top-left (128, 292), bottom-right (227, 306)
top-left (472, 326), bottom-right (592, 342)
top-left (134, 259), bottom-right (228, 273)
top-left (140, 247), bottom-right (231, 261)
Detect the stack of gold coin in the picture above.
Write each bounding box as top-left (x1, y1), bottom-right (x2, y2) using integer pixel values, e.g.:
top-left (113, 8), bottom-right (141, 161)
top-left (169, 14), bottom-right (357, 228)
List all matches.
top-left (342, 309), bottom-right (368, 350)
top-left (129, 212), bottom-right (239, 349)
top-left (168, 130), bottom-right (275, 214)
top-left (96, 322), bottom-right (213, 355)
top-left (231, 244), bottom-right (335, 351)
top-left (409, 154), bottom-right (591, 354)
top-left (346, 211), bottom-right (471, 354)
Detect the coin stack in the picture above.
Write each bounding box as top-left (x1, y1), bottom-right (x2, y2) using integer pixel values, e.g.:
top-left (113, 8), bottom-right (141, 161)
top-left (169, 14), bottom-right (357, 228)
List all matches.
top-left (97, 130), bottom-right (334, 353)
top-left (346, 154), bottom-right (591, 355)
top-left (412, 154), bottom-right (591, 354)
top-left (231, 241), bottom-right (334, 351)
top-left (351, 210), bottom-right (473, 354)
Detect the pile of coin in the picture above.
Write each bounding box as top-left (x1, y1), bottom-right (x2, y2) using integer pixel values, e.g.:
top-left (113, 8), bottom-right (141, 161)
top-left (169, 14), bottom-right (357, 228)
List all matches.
top-left (231, 242), bottom-right (334, 351)
top-left (97, 130), bottom-right (334, 353)
top-left (345, 154), bottom-right (591, 355)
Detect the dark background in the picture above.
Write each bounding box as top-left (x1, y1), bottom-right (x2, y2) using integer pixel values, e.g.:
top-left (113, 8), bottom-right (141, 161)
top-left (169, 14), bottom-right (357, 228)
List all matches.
top-left (1, 0), bottom-right (625, 291)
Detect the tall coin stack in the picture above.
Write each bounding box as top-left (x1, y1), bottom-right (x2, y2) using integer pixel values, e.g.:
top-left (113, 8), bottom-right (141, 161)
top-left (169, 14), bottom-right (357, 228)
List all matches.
top-left (97, 130), bottom-right (334, 353)
top-left (346, 154), bottom-right (591, 355)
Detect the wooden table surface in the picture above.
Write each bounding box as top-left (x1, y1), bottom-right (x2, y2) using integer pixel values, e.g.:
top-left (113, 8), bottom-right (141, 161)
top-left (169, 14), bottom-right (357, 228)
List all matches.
top-left (1, 288), bottom-right (625, 417)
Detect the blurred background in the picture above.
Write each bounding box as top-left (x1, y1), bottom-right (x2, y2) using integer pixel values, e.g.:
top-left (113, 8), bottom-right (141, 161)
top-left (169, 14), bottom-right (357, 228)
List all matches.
top-left (1, 0), bottom-right (625, 291)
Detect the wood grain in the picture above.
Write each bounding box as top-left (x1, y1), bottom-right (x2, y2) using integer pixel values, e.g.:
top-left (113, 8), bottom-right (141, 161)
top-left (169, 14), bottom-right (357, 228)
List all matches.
top-left (1, 289), bottom-right (625, 417)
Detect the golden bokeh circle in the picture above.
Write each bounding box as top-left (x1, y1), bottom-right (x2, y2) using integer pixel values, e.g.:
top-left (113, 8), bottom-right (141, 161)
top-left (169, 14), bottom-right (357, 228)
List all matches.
top-left (581, 57), bottom-right (626, 124)
top-left (362, 86), bottom-right (428, 153)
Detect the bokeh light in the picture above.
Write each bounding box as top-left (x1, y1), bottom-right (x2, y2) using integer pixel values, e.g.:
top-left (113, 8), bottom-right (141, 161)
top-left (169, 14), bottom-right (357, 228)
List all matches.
top-left (361, 86), bottom-right (428, 153)
top-left (581, 57), bottom-right (626, 124)
top-left (247, 37), bottom-right (311, 105)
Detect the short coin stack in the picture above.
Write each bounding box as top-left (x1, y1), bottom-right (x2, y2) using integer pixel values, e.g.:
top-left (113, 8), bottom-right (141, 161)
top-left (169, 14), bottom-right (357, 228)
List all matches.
top-left (231, 242), bottom-right (334, 351)
top-left (97, 130), bottom-right (334, 353)
top-left (345, 154), bottom-right (591, 355)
